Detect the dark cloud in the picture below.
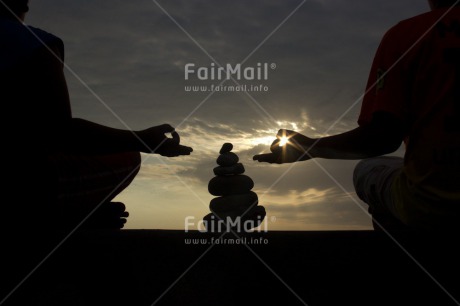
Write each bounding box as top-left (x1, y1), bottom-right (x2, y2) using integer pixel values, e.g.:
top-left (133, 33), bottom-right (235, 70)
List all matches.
top-left (27, 0), bottom-right (428, 129)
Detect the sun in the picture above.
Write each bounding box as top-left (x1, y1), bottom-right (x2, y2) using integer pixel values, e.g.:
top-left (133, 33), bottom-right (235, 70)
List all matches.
top-left (279, 136), bottom-right (289, 147)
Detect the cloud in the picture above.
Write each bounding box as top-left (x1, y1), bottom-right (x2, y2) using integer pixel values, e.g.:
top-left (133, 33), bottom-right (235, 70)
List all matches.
top-left (25, 0), bottom-right (425, 229)
top-left (28, 0), bottom-right (427, 131)
top-left (263, 187), bottom-right (371, 230)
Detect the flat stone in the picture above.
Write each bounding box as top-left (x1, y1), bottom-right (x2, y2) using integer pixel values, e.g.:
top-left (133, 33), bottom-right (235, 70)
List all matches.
top-left (213, 163), bottom-right (245, 176)
top-left (208, 175), bottom-right (254, 196)
top-left (210, 211), bottom-right (240, 222)
top-left (210, 192), bottom-right (258, 213)
top-left (241, 206), bottom-right (266, 231)
top-left (202, 213), bottom-right (218, 232)
top-left (203, 205), bottom-right (266, 232)
top-left (216, 152), bottom-right (239, 167)
top-left (213, 204), bottom-right (261, 221)
top-left (203, 212), bottom-right (239, 233)
top-left (219, 143), bottom-right (233, 154)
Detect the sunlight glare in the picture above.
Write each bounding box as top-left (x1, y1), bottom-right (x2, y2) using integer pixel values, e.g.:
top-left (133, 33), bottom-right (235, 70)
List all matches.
top-left (279, 136), bottom-right (289, 147)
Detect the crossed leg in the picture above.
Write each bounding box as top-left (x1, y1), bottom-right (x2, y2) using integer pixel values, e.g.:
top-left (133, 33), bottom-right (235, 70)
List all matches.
top-left (47, 151), bottom-right (141, 230)
top-left (353, 156), bottom-right (408, 231)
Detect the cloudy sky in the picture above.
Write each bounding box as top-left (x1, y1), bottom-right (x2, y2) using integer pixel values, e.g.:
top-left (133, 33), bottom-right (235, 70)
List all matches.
top-left (27, 0), bottom-right (429, 230)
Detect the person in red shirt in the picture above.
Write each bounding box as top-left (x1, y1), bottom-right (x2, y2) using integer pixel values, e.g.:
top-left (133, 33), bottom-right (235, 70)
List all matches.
top-left (1, 1), bottom-right (193, 230)
top-left (254, 0), bottom-right (460, 230)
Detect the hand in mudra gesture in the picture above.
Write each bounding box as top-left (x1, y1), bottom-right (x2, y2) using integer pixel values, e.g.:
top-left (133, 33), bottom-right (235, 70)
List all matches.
top-left (253, 129), bottom-right (314, 164)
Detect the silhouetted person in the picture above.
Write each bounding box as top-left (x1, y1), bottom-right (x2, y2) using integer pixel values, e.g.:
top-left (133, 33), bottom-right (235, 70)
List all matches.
top-left (254, 0), bottom-right (460, 231)
top-left (0, 1), bottom-right (193, 231)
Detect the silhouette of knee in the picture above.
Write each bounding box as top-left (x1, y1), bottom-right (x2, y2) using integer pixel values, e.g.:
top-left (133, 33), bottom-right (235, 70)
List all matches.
top-left (125, 151), bottom-right (141, 179)
top-left (353, 159), bottom-right (368, 201)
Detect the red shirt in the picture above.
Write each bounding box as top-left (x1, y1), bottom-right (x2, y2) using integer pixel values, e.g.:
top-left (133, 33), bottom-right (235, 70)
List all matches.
top-left (358, 7), bottom-right (460, 226)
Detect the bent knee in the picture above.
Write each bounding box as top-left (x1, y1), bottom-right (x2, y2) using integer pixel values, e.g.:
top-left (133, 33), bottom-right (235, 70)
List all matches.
top-left (123, 151), bottom-right (141, 177)
top-left (126, 151), bottom-right (141, 166)
top-left (353, 158), bottom-right (385, 200)
top-left (353, 159), bottom-right (369, 190)
top-left (353, 157), bottom-right (402, 188)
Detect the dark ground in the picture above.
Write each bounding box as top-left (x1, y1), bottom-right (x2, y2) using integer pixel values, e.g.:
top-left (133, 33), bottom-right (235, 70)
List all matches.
top-left (1, 230), bottom-right (459, 306)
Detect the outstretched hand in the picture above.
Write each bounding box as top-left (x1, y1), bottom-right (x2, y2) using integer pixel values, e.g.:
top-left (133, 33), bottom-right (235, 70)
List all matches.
top-left (253, 129), bottom-right (314, 164)
top-left (136, 124), bottom-right (193, 157)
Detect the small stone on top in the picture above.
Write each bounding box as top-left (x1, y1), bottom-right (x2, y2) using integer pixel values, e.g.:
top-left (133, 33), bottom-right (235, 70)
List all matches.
top-left (216, 152), bottom-right (239, 167)
top-left (219, 143), bottom-right (233, 154)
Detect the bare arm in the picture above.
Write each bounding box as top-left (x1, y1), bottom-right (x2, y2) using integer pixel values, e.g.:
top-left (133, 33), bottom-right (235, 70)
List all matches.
top-left (64, 119), bottom-right (192, 156)
top-left (253, 112), bottom-right (405, 163)
top-left (38, 41), bottom-right (192, 156)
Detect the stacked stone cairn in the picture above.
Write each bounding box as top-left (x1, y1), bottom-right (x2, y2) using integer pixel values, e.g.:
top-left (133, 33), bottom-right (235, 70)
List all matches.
top-left (204, 143), bottom-right (266, 232)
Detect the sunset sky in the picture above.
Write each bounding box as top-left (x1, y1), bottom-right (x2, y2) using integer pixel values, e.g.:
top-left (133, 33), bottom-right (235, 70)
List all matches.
top-left (27, 0), bottom-right (429, 230)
